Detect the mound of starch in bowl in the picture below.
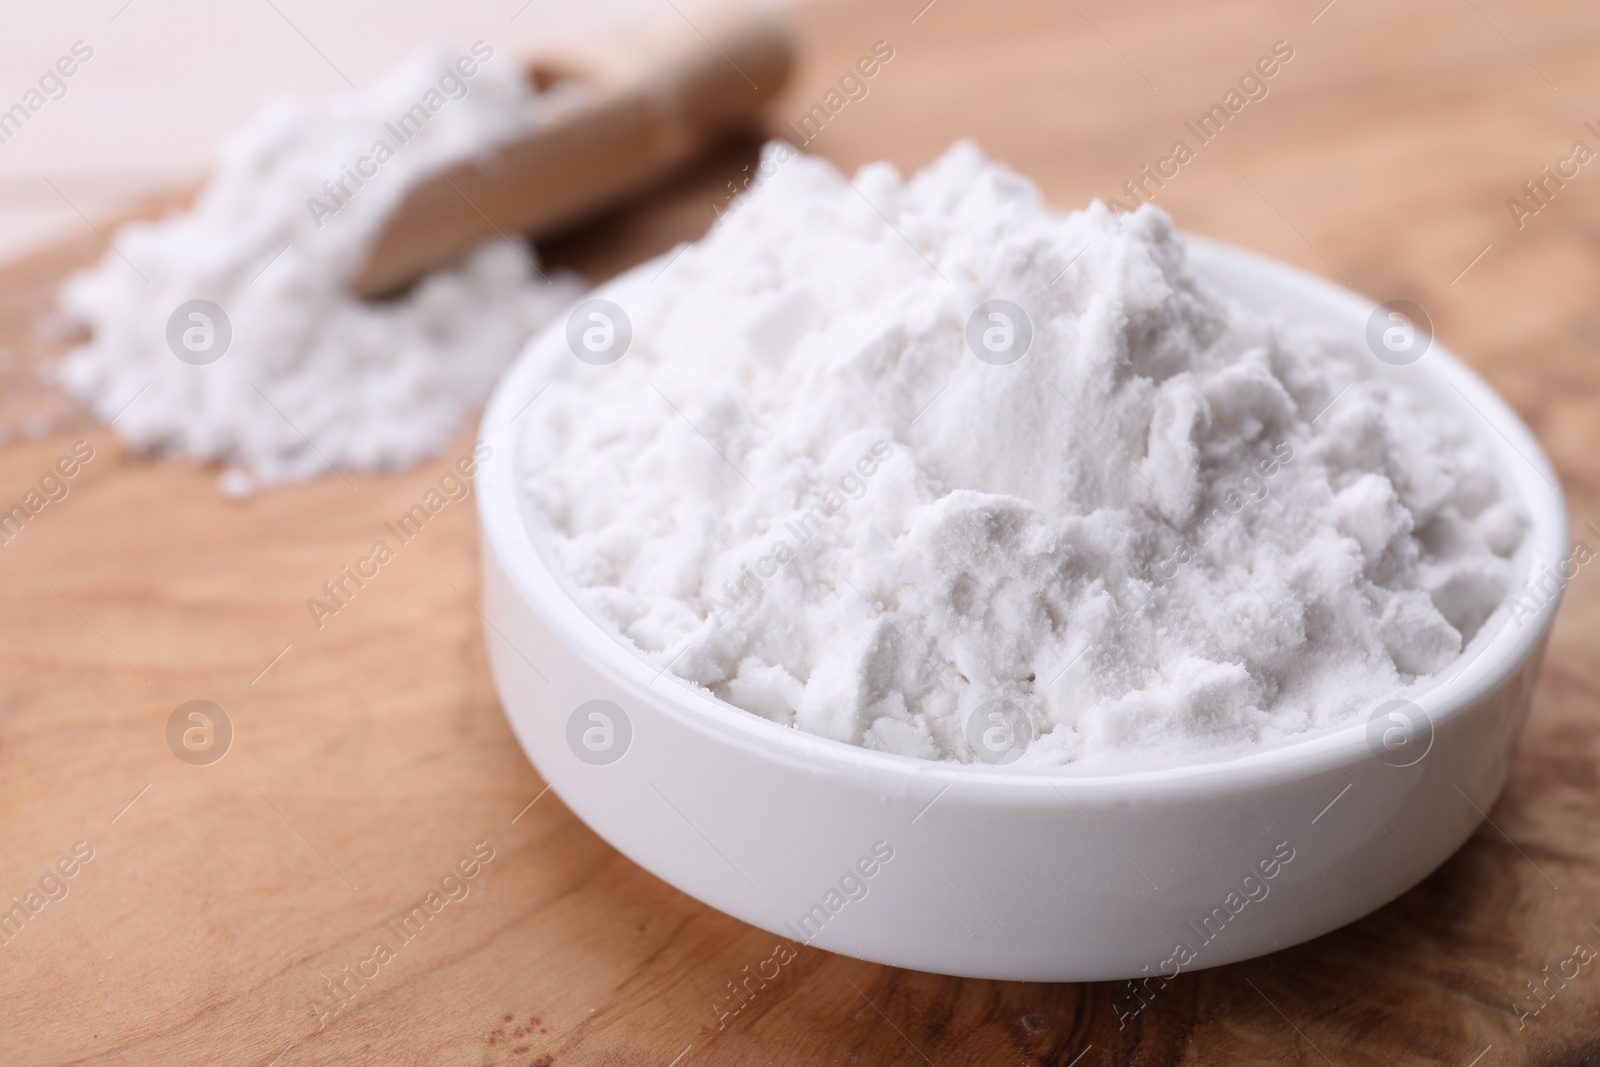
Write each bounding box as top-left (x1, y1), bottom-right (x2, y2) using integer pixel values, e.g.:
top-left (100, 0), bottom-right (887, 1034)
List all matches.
top-left (521, 140), bottom-right (1526, 768)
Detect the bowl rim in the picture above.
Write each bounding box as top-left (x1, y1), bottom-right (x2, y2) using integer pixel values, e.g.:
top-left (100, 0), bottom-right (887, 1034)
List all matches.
top-left (477, 233), bottom-right (1569, 803)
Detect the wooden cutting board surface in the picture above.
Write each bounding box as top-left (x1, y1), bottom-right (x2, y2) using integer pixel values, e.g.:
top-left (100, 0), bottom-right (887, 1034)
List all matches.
top-left (4, 0), bottom-right (1600, 1063)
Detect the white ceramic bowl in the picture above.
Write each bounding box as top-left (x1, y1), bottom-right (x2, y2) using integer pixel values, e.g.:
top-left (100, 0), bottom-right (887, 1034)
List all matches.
top-left (476, 237), bottom-right (1566, 982)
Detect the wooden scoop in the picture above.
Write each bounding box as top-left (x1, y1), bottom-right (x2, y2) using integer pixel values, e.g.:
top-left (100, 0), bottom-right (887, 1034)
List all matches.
top-left (350, 12), bottom-right (794, 298)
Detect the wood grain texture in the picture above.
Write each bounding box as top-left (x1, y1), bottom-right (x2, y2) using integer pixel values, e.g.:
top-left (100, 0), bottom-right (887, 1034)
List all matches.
top-left (3, 0), bottom-right (1600, 1063)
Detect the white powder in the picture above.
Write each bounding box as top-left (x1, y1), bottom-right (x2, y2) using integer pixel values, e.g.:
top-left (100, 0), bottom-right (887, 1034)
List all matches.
top-left (522, 141), bottom-right (1526, 767)
top-left (58, 43), bottom-right (582, 490)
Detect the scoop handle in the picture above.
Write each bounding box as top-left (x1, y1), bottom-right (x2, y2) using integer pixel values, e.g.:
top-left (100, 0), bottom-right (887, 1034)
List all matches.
top-left (351, 13), bottom-right (793, 298)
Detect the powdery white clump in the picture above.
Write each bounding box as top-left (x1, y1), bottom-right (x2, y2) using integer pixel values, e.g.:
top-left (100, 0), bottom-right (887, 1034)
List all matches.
top-left (522, 141), bottom-right (1526, 768)
top-left (59, 43), bottom-right (582, 488)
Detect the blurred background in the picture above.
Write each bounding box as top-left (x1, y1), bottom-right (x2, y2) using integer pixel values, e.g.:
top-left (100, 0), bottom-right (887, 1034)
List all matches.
top-left (0, 0), bottom-right (772, 262)
top-left (5, 0), bottom-right (1591, 319)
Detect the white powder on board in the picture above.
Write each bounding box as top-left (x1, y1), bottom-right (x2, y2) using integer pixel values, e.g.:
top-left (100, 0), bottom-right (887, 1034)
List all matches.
top-left (522, 141), bottom-right (1526, 767)
top-left (57, 43), bottom-right (582, 491)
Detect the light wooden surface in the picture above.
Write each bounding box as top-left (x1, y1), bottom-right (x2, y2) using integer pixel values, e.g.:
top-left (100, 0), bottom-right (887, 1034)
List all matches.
top-left (4, 0), bottom-right (1600, 1064)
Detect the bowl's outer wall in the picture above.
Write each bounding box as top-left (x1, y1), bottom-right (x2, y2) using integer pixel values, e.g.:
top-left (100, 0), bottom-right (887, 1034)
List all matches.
top-left (482, 542), bottom-right (1547, 982)
top-left (476, 240), bottom-right (1562, 981)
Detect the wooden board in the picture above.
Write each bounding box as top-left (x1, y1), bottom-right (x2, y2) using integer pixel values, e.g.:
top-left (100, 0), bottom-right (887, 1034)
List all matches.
top-left (4, 0), bottom-right (1600, 1063)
